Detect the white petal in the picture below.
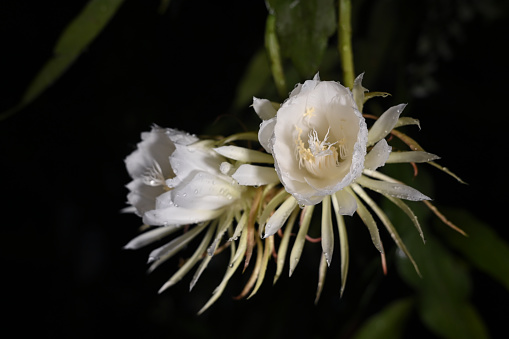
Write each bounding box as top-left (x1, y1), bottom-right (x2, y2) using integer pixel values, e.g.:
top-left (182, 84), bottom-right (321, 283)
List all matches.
top-left (124, 225), bottom-right (180, 250)
top-left (321, 195), bottom-right (334, 266)
top-left (147, 222), bottom-right (208, 272)
top-left (214, 145), bottom-right (274, 164)
top-left (333, 189), bottom-right (358, 216)
top-left (169, 142), bottom-right (223, 184)
top-left (170, 172), bottom-right (241, 210)
top-left (367, 103), bottom-right (407, 146)
top-left (263, 196), bottom-right (298, 238)
top-left (258, 118), bottom-right (276, 153)
top-left (356, 175), bottom-right (430, 201)
top-left (387, 151), bottom-right (440, 163)
top-left (143, 206), bottom-right (224, 226)
top-left (364, 139), bottom-right (392, 170)
top-left (232, 164), bottom-right (280, 186)
top-left (125, 126), bottom-right (177, 178)
top-left (126, 178), bottom-right (165, 215)
top-left (253, 97), bottom-right (277, 120)
top-left (395, 117), bottom-right (420, 129)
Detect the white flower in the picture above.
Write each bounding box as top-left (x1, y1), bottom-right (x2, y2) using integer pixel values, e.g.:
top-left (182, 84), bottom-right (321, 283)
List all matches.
top-left (124, 126), bottom-right (251, 289)
top-left (254, 73), bottom-right (368, 206)
top-left (124, 126), bottom-right (245, 227)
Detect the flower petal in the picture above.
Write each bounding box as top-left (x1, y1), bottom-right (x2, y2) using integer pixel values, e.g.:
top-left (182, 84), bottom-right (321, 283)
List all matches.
top-left (263, 195), bottom-right (298, 238)
top-left (349, 185), bottom-right (384, 253)
top-left (169, 171), bottom-right (241, 210)
top-left (125, 126), bottom-right (197, 179)
top-left (232, 164), bottom-right (280, 186)
top-left (386, 151), bottom-right (440, 164)
top-left (214, 145), bottom-right (274, 164)
top-left (333, 189), bottom-right (358, 216)
top-left (158, 223), bottom-right (216, 293)
top-left (321, 195), bottom-right (334, 266)
top-left (356, 175), bottom-right (431, 201)
top-left (367, 103), bottom-right (407, 146)
top-left (147, 222), bottom-right (208, 273)
top-left (364, 139), bottom-right (392, 170)
top-left (169, 141), bottom-right (223, 185)
top-left (258, 118), bottom-right (276, 153)
top-left (289, 205), bottom-right (315, 276)
top-left (126, 178), bottom-right (166, 215)
top-left (253, 97), bottom-right (277, 120)
top-left (142, 205), bottom-right (224, 226)
top-left (124, 225), bottom-right (180, 250)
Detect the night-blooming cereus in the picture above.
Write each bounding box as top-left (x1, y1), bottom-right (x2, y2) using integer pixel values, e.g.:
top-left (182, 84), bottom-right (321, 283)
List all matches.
top-left (124, 126), bottom-right (260, 313)
top-left (251, 73), bottom-right (463, 300)
top-left (255, 73), bottom-right (368, 206)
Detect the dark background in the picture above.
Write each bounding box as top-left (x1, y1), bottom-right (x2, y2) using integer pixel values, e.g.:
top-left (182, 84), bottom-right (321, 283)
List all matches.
top-left (1, 0), bottom-right (508, 338)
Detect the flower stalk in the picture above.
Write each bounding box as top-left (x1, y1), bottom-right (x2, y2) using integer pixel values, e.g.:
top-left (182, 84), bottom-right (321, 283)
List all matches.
top-left (338, 0), bottom-right (355, 88)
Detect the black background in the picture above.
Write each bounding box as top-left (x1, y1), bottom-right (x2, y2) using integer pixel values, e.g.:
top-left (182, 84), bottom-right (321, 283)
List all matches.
top-left (1, 0), bottom-right (508, 338)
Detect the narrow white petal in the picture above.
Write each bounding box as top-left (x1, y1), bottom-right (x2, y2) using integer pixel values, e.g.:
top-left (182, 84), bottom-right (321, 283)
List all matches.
top-left (354, 185), bottom-right (421, 276)
top-left (364, 139), bottom-right (392, 170)
top-left (158, 223), bottom-right (216, 293)
top-left (274, 208), bottom-right (299, 284)
top-left (147, 222), bottom-right (208, 272)
top-left (263, 196), bottom-right (298, 238)
top-left (367, 103), bottom-right (407, 146)
top-left (232, 164), bottom-right (279, 186)
top-left (321, 195), bottom-right (334, 266)
top-left (214, 145), bottom-right (274, 164)
top-left (197, 230), bottom-right (246, 315)
top-left (289, 205), bottom-right (315, 276)
top-left (394, 117), bottom-right (420, 129)
top-left (333, 189), bottom-right (358, 216)
top-left (349, 185), bottom-right (383, 253)
top-left (387, 151), bottom-right (440, 164)
top-left (253, 97), bottom-right (277, 120)
top-left (335, 213), bottom-right (349, 297)
top-left (356, 175), bottom-right (431, 201)
top-left (124, 225), bottom-right (180, 250)
top-left (142, 206), bottom-right (223, 226)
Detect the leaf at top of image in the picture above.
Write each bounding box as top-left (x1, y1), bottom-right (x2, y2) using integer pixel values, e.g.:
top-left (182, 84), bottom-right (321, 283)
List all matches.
top-left (0, 0), bottom-right (124, 121)
top-left (266, 0), bottom-right (336, 78)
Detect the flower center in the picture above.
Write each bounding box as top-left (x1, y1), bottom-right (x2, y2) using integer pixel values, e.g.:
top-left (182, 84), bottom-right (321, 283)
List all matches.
top-left (294, 126), bottom-right (348, 176)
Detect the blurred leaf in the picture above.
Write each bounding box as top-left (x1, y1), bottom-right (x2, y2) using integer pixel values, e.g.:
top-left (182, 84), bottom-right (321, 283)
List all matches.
top-left (265, 14), bottom-right (288, 99)
top-left (396, 231), bottom-right (489, 339)
top-left (436, 208), bottom-right (509, 292)
top-left (231, 48), bottom-right (271, 111)
top-left (419, 292), bottom-right (490, 339)
top-left (1, 0), bottom-right (124, 121)
top-left (266, 0), bottom-right (336, 78)
top-left (352, 298), bottom-right (414, 339)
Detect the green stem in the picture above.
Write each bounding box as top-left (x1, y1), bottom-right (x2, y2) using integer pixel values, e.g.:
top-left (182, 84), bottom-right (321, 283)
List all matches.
top-left (338, 0), bottom-right (354, 88)
top-left (265, 14), bottom-right (287, 99)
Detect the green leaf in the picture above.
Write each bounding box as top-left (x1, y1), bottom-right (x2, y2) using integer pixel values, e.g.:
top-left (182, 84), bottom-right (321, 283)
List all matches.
top-left (266, 0), bottom-right (336, 78)
top-left (1, 0), bottom-right (124, 120)
top-left (396, 232), bottom-right (489, 339)
top-left (231, 48), bottom-right (271, 111)
top-left (436, 208), bottom-right (509, 292)
top-left (352, 298), bottom-right (414, 339)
